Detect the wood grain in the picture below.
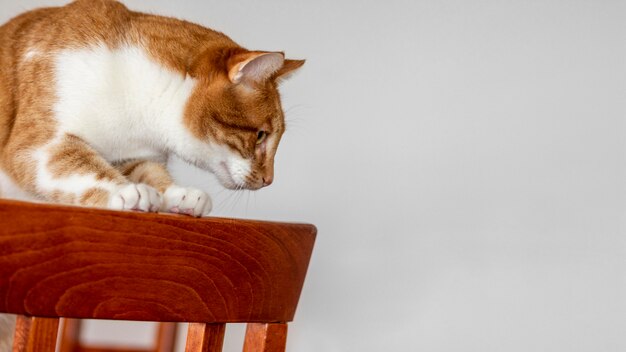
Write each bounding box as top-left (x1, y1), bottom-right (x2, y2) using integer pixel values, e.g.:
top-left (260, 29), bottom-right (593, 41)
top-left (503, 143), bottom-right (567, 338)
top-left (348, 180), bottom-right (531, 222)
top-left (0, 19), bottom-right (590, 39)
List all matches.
top-left (184, 323), bottom-right (225, 352)
top-left (0, 199), bottom-right (316, 323)
top-left (242, 323), bottom-right (287, 352)
top-left (155, 323), bottom-right (177, 352)
top-left (12, 315), bottom-right (59, 352)
top-left (12, 315), bottom-right (32, 352)
top-left (59, 318), bottom-right (81, 352)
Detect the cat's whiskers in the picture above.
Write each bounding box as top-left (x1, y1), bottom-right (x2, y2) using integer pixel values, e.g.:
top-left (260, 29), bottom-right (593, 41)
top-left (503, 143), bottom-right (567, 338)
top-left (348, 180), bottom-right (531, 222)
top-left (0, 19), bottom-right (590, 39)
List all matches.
top-left (246, 190), bottom-right (252, 216)
top-left (284, 104), bottom-right (307, 116)
top-left (215, 186), bottom-right (238, 213)
top-left (228, 182), bottom-right (245, 213)
top-left (285, 114), bottom-right (308, 135)
top-left (214, 186), bottom-right (230, 198)
top-left (216, 181), bottom-right (244, 214)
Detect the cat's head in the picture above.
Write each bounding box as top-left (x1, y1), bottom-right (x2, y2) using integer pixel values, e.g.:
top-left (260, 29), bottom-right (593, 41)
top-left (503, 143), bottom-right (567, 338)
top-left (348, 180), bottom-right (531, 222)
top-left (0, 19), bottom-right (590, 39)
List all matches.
top-left (185, 48), bottom-right (304, 190)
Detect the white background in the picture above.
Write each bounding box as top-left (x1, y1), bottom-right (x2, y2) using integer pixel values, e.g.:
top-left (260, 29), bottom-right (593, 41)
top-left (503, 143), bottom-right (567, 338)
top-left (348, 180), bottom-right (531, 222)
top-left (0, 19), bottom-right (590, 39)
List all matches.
top-left (1, 1), bottom-right (625, 351)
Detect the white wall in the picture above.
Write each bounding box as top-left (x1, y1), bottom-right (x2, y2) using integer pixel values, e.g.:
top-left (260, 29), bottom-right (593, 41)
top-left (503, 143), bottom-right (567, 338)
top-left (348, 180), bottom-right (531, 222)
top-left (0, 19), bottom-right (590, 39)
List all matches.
top-left (1, 0), bottom-right (625, 351)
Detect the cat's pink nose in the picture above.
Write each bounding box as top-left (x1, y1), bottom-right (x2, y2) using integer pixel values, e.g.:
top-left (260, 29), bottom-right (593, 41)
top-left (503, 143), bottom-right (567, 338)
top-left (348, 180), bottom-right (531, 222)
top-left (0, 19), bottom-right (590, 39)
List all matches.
top-left (262, 176), bottom-right (273, 187)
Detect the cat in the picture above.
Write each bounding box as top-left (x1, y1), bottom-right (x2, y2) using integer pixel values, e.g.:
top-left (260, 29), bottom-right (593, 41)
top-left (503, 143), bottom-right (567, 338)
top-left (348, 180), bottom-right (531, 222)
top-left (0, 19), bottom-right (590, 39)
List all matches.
top-left (0, 0), bottom-right (304, 348)
top-left (0, 0), bottom-right (304, 218)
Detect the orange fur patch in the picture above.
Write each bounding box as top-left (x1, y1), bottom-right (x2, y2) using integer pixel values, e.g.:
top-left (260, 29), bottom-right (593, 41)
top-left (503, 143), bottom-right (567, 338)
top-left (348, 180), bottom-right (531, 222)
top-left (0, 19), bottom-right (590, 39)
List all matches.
top-left (80, 188), bottom-right (110, 207)
top-left (118, 160), bottom-right (173, 193)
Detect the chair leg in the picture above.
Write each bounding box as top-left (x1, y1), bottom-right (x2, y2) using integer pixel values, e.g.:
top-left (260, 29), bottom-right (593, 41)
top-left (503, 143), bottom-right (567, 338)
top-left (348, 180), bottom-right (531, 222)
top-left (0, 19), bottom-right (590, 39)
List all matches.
top-left (58, 318), bottom-right (82, 352)
top-left (242, 323), bottom-right (287, 352)
top-left (156, 322), bottom-right (178, 352)
top-left (184, 323), bottom-right (225, 352)
top-left (13, 315), bottom-right (59, 352)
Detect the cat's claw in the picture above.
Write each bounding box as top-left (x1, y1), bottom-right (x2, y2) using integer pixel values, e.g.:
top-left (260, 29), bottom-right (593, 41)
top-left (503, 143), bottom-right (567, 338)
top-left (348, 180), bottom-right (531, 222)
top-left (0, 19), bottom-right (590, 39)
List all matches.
top-left (109, 183), bottom-right (162, 213)
top-left (162, 185), bottom-right (212, 217)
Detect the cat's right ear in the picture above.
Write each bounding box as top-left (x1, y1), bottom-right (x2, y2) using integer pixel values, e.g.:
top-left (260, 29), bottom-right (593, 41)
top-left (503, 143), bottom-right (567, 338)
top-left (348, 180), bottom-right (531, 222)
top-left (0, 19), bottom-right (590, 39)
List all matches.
top-left (227, 52), bottom-right (285, 84)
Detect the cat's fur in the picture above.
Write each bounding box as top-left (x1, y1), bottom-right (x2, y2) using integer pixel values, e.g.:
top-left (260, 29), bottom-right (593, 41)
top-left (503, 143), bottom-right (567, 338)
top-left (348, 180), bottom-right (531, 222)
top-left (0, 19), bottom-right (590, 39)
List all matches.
top-left (0, 0), bottom-right (304, 217)
top-left (0, 1), bottom-right (303, 347)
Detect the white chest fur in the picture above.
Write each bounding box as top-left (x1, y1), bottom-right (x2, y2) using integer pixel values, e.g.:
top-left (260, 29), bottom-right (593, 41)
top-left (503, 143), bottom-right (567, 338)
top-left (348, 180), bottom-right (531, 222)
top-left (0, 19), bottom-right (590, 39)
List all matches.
top-left (53, 44), bottom-right (198, 162)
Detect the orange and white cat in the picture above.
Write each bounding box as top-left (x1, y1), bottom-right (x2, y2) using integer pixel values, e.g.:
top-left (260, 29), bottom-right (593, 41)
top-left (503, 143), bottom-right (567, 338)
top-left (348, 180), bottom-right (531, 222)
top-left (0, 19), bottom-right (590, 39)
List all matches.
top-left (0, 0), bottom-right (304, 218)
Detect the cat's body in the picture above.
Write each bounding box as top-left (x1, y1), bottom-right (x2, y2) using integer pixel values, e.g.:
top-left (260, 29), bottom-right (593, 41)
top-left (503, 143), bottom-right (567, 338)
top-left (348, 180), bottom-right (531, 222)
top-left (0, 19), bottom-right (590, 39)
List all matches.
top-left (0, 0), bottom-right (303, 347)
top-left (0, 0), bottom-right (303, 217)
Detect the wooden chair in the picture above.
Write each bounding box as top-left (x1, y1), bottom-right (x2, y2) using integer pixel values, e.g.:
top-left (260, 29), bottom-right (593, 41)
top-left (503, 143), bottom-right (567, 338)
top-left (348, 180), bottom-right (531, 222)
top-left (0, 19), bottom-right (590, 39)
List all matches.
top-left (0, 199), bottom-right (316, 352)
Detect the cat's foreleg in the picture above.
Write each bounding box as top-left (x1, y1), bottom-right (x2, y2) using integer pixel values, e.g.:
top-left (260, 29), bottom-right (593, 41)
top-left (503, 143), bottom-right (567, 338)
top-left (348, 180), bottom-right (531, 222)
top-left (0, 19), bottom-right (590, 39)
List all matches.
top-left (4, 134), bottom-right (162, 212)
top-left (116, 160), bottom-right (212, 217)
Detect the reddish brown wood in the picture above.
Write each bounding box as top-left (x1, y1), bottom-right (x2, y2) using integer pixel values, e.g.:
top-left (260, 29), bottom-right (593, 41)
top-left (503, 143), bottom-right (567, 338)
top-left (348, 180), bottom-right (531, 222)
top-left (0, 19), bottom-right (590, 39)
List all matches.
top-left (12, 315), bottom-right (32, 352)
top-left (0, 199), bottom-right (316, 323)
top-left (242, 323), bottom-right (287, 352)
top-left (59, 318), bottom-right (82, 352)
top-left (184, 323), bottom-right (225, 352)
top-left (155, 322), bottom-right (178, 352)
top-left (12, 315), bottom-right (59, 352)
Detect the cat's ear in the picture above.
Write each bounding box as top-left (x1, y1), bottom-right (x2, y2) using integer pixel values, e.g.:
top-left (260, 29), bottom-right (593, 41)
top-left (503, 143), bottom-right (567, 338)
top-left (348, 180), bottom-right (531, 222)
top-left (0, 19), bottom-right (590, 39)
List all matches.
top-left (274, 59), bottom-right (306, 81)
top-left (228, 52), bottom-right (285, 84)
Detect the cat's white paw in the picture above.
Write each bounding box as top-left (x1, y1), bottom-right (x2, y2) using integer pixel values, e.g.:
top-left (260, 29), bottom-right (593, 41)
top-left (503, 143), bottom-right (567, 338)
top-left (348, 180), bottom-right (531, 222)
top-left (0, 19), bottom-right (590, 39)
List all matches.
top-left (108, 183), bottom-right (162, 212)
top-left (162, 185), bottom-right (212, 217)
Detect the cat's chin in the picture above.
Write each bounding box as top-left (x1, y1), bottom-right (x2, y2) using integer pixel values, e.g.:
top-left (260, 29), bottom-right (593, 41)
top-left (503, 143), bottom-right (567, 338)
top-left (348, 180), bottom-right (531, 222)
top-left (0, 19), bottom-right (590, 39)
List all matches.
top-left (214, 172), bottom-right (263, 191)
top-left (217, 178), bottom-right (262, 191)
top-left (207, 160), bottom-right (261, 191)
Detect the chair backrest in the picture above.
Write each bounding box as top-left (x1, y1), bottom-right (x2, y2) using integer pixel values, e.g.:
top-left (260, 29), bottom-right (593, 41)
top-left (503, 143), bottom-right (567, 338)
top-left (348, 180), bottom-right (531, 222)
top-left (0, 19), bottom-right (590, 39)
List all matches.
top-left (0, 199), bottom-right (316, 352)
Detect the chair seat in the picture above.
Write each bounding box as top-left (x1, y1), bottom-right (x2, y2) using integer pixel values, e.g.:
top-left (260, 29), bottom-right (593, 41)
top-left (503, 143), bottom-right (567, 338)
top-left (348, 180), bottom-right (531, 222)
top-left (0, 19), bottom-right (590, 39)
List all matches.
top-left (0, 199), bottom-right (316, 352)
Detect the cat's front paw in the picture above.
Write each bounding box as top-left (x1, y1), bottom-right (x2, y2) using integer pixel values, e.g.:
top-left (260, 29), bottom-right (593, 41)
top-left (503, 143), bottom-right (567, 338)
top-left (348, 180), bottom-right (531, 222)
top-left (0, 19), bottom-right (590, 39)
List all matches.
top-left (162, 185), bottom-right (212, 217)
top-left (108, 183), bottom-right (162, 212)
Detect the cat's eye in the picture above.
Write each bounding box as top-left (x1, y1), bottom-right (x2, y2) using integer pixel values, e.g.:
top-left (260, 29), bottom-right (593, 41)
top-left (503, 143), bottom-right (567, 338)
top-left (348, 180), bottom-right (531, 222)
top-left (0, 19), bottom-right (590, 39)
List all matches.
top-left (256, 130), bottom-right (267, 145)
